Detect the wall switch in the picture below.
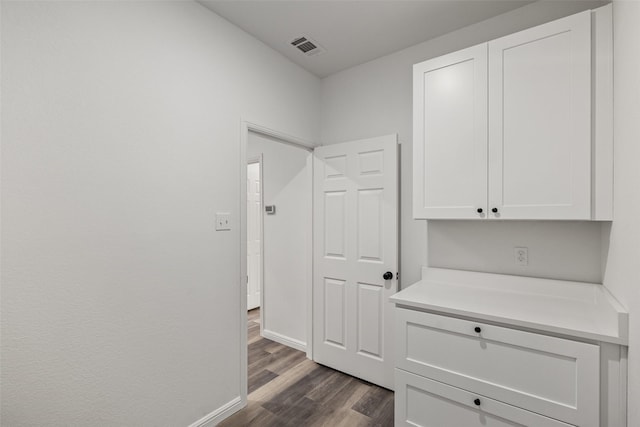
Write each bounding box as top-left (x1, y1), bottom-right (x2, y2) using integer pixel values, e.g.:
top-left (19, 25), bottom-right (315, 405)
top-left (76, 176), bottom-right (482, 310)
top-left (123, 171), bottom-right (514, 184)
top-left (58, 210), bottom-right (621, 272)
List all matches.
top-left (215, 213), bottom-right (231, 231)
top-left (514, 247), bottom-right (528, 266)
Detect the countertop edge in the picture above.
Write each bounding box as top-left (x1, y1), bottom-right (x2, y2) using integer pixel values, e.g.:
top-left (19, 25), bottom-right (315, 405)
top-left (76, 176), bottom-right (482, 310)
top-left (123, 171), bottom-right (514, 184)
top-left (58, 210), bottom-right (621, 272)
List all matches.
top-left (390, 296), bottom-right (628, 346)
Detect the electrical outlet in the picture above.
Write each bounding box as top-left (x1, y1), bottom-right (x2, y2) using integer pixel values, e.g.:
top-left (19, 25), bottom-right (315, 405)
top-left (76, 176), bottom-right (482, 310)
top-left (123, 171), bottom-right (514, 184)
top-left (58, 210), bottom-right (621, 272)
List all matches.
top-left (514, 247), bottom-right (528, 266)
top-left (215, 213), bottom-right (231, 231)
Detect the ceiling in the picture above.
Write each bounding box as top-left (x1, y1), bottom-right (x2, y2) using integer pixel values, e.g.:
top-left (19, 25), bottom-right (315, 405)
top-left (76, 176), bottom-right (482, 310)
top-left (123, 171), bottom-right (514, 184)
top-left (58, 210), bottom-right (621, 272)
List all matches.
top-left (198, 0), bottom-right (535, 78)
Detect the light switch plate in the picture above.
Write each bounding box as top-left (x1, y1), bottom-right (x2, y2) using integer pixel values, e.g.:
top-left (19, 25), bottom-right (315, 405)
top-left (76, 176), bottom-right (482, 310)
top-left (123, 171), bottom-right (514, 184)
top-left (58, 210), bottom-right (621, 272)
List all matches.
top-left (215, 213), bottom-right (231, 231)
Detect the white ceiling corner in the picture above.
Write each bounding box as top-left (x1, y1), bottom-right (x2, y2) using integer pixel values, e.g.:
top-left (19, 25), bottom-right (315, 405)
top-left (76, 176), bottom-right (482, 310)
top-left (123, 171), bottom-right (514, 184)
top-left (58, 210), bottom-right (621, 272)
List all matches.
top-left (197, 0), bottom-right (536, 78)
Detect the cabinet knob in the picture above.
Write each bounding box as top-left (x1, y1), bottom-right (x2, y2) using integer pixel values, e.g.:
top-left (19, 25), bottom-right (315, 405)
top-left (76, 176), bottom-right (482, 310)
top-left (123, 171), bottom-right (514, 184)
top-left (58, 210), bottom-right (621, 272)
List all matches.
top-left (474, 326), bottom-right (482, 333)
top-left (492, 207), bottom-right (498, 213)
top-left (476, 208), bottom-right (483, 214)
top-left (383, 271), bottom-right (393, 280)
top-left (474, 398), bottom-right (481, 406)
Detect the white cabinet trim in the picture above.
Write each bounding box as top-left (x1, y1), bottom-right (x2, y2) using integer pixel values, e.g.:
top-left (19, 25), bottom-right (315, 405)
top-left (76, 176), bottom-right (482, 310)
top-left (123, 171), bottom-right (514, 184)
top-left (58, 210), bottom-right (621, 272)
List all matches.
top-left (592, 4), bottom-right (614, 220)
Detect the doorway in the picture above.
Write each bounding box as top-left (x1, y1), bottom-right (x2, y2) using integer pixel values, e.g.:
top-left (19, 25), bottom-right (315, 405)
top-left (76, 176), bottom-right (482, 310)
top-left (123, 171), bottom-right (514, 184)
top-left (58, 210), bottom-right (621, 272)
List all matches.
top-left (246, 130), bottom-right (312, 352)
top-left (247, 158), bottom-right (262, 312)
top-left (238, 120), bottom-right (315, 406)
top-left (239, 123), bottom-right (398, 407)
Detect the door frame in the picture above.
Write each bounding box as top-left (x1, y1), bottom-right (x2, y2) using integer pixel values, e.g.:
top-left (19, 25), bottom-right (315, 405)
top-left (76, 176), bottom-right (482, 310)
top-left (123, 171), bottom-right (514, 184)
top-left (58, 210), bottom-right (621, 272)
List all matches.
top-left (246, 155), bottom-right (263, 318)
top-left (239, 119), bottom-right (315, 407)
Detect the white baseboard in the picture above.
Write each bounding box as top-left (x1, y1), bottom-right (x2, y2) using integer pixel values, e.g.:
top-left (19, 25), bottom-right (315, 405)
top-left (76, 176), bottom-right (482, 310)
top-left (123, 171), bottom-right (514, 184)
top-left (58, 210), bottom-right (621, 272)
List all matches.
top-left (188, 396), bottom-right (243, 427)
top-left (262, 329), bottom-right (307, 353)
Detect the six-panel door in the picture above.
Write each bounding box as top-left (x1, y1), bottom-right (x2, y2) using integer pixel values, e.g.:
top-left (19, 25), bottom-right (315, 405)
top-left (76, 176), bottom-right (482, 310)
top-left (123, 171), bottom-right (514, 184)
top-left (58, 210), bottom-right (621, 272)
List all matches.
top-left (313, 135), bottom-right (398, 389)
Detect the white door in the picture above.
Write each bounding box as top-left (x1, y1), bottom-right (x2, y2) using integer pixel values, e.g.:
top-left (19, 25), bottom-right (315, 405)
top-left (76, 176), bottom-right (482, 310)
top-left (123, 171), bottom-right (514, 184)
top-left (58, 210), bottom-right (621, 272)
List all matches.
top-left (247, 161), bottom-right (262, 311)
top-left (313, 134), bottom-right (398, 389)
top-left (413, 43), bottom-right (488, 219)
top-left (488, 11), bottom-right (591, 220)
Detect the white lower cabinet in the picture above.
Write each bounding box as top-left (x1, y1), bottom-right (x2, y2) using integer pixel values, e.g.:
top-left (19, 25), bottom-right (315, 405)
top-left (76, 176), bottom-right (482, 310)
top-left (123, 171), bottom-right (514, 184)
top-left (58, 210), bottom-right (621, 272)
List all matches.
top-left (394, 307), bottom-right (601, 427)
top-left (391, 269), bottom-right (628, 427)
top-left (395, 369), bottom-right (572, 427)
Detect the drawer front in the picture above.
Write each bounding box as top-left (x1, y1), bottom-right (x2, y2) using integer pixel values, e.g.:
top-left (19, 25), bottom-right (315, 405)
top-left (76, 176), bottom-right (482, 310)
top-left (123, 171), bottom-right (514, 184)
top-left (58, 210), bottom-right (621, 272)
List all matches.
top-left (396, 308), bottom-right (599, 426)
top-left (395, 368), bottom-right (573, 427)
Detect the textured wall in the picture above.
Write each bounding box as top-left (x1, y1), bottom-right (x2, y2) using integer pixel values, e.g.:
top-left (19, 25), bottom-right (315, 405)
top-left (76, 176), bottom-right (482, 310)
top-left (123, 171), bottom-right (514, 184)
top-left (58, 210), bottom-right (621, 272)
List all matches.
top-left (0, 1), bottom-right (320, 425)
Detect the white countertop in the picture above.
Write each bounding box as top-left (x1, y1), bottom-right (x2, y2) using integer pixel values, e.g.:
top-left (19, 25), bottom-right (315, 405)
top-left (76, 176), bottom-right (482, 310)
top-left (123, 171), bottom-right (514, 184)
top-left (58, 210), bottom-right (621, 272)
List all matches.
top-left (390, 267), bottom-right (628, 345)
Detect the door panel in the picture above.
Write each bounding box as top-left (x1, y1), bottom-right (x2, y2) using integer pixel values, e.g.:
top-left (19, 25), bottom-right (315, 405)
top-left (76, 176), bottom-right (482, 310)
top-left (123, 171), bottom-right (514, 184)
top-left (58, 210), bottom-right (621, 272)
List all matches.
top-left (357, 282), bottom-right (383, 358)
top-left (323, 278), bottom-right (346, 348)
top-left (324, 191), bottom-right (347, 258)
top-left (357, 189), bottom-right (383, 262)
top-left (313, 135), bottom-right (398, 389)
top-left (488, 11), bottom-right (591, 219)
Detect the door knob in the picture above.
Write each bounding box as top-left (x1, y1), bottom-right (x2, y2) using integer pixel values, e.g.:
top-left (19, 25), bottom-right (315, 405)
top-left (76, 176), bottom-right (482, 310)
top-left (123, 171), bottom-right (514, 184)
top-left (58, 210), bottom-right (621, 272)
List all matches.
top-left (383, 271), bottom-right (393, 280)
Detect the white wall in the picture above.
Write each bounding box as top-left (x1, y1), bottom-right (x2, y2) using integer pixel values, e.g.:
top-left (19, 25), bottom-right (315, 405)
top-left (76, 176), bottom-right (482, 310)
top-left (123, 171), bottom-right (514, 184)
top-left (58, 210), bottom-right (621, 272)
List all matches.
top-left (429, 221), bottom-right (603, 282)
top-left (603, 1), bottom-right (640, 425)
top-left (247, 132), bottom-right (311, 348)
top-left (320, 0), bottom-right (608, 287)
top-left (0, 1), bottom-right (320, 426)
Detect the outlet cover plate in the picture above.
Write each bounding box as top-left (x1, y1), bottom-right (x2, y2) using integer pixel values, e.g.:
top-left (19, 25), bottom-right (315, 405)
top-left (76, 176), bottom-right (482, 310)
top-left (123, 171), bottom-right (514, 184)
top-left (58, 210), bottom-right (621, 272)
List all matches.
top-left (216, 213), bottom-right (231, 231)
top-left (514, 247), bottom-right (529, 266)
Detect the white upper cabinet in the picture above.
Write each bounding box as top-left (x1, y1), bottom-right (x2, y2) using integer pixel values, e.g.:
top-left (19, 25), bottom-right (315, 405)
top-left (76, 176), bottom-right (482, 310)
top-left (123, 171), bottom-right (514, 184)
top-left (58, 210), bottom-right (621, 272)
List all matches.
top-left (413, 6), bottom-right (613, 220)
top-left (488, 11), bottom-right (591, 220)
top-left (413, 44), bottom-right (488, 219)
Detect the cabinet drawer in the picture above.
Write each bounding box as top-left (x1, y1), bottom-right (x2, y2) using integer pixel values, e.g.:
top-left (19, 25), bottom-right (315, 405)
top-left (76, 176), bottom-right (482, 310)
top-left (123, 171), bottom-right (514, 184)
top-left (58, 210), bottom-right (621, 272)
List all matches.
top-left (395, 368), bottom-right (572, 427)
top-left (396, 308), bottom-right (599, 426)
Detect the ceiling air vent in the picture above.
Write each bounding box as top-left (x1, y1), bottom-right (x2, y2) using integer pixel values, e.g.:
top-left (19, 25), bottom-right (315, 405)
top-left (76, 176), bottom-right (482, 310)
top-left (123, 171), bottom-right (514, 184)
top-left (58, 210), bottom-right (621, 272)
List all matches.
top-left (290, 35), bottom-right (325, 56)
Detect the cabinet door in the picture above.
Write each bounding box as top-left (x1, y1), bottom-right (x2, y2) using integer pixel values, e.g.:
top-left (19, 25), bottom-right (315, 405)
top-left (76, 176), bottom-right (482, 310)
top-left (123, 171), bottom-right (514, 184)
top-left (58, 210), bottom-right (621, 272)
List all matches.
top-left (488, 11), bottom-right (591, 219)
top-left (413, 44), bottom-right (488, 219)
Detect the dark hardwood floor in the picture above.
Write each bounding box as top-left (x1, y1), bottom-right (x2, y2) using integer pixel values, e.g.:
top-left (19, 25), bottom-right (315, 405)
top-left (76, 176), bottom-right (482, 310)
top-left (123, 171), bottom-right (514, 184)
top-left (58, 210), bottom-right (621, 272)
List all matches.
top-left (218, 308), bottom-right (394, 427)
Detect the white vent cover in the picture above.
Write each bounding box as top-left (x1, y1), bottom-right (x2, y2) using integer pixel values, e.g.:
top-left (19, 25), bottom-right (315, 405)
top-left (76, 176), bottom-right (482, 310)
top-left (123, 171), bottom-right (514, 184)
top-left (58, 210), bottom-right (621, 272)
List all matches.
top-left (290, 35), bottom-right (326, 56)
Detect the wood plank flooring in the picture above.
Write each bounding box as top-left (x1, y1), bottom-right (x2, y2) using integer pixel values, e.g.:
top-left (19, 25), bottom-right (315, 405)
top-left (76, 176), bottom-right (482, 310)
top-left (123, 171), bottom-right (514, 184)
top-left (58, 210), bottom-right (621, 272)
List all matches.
top-left (218, 308), bottom-right (394, 427)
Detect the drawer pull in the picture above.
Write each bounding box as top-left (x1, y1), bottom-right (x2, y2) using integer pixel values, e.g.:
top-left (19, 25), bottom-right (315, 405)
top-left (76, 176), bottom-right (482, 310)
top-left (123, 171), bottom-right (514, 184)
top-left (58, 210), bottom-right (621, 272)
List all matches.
top-left (474, 398), bottom-right (481, 406)
top-left (474, 326), bottom-right (482, 333)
